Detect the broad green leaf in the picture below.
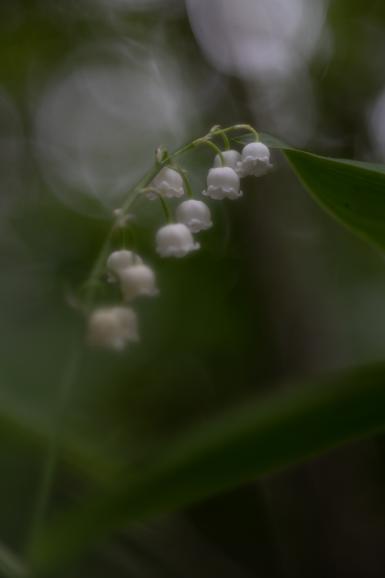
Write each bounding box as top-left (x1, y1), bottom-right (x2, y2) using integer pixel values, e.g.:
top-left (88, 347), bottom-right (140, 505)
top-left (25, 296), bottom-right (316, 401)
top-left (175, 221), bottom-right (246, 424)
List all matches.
top-left (283, 148), bottom-right (385, 251)
top-left (238, 134), bottom-right (385, 251)
top-left (31, 362), bottom-right (385, 574)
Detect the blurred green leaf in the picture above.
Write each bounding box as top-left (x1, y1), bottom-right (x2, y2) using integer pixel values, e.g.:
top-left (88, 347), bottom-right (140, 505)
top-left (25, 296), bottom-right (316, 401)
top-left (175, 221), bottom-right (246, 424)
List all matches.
top-left (0, 390), bottom-right (120, 484)
top-left (31, 361), bottom-right (385, 574)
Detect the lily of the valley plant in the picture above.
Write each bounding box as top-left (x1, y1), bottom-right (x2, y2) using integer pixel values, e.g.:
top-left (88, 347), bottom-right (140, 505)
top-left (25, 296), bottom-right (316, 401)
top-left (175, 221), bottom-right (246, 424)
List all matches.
top-left (85, 125), bottom-right (272, 351)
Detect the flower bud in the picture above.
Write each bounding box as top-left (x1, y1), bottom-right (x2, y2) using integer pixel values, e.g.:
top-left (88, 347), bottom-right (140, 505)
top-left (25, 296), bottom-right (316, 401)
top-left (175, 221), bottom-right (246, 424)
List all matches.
top-left (106, 250), bottom-right (143, 282)
top-left (87, 306), bottom-right (139, 351)
top-left (176, 199), bottom-right (212, 233)
top-left (119, 264), bottom-right (158, 301)
top-left (237, 142), bottom-right (272, 177)
top-left (156, 223), bottom-right (200, 257)
top-left (148, 167), bottom-right (184, 200)
top-left (202, 167), bottom-right (242, 200)
top-left (213, 149), bottom-right (241, 171)
top-left (113, 208), bottom-right (133, 229)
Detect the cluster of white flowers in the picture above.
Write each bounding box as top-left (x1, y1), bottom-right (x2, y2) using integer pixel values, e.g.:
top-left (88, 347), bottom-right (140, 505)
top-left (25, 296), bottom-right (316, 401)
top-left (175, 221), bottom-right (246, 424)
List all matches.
top-left (88, 250), bottom-right (158, 350)
top-left (87, 135), bottom-right (271, 351)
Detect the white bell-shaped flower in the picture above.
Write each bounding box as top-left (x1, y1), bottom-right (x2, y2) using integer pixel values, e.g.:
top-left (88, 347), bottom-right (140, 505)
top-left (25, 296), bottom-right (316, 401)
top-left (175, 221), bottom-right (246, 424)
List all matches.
top-left (237, 142), bottom-right (272, 177)
top-left (156, 223), bottom-right (200, 257)
top-left (213, 149), bottom-right (241, 171)
top-left (175, 199), bottom-right (212, 233)
top-left (120, 264), bottom-right (159, 301)
top-left (106, 250), bottom-right (143, 282)
top-left (147, 167), bottom-right (184, 200)
top-left (87, 306), bottom-right (139, 351)
top-left (202, 167), bottom-right (242, 200)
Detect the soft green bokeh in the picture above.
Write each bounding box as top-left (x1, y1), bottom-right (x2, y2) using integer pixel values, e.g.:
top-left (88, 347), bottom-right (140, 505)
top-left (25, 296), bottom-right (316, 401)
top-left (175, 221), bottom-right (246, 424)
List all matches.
top-left (0, 2), bottom-right (385, 577)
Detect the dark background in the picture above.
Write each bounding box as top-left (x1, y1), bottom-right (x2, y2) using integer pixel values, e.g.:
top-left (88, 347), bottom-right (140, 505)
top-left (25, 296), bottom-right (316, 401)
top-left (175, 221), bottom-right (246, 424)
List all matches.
top-left (0, 1), bottom-right (384, 576)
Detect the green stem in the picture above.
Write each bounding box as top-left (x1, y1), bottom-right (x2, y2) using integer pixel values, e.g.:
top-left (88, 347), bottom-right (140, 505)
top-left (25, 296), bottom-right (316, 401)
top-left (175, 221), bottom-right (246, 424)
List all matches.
top-left (181, 173), bottom-right (194, 198)
top-left (158, 195), bottom-right (172, 223)
top-left (126, 224), bottom-right (138, 254)
top-left (140, 187), bottom-right (172, 222)
top-left (231, 124), bottom-right (259, 141)
top-left (0, 542), bottom-right (27, 578)
top-left (81, 124), bottom-right (258, 305)
top-left (171, 166), bottom-right (194, 198)
top-left (25, 344), bottom-right (82, 562)
top-left (218, 130), bottom-right (231, 150)
top-left (82, 141), bottom-right (197, 299)
top-left (194, 138), bottom-right (225, 164)
top-left (121, 226), bottom-right (126, 248)
top-left (23, 122), bottom-right (258, 574)
top-left (83, 229), bottom-right (115, 310)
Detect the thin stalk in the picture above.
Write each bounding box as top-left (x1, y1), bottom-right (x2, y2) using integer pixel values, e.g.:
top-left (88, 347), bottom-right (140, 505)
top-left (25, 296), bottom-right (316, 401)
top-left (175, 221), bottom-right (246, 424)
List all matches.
top-left (121, 226), bottom-right (126, 248)
top-left (126, 224), bottom-right (138, 254)
top-left (82, 140), bottom-right (197, 297)
top-left (84, 229), bottom-right (115, 309)
top-left (194, 138), bottom-right (225, 164)
top-left (158, 195), bottom-right (172, 222)
top-left (24, 124), bottom-right (258, 572)
top-left (219, 130), bottom-right (231, 149)
top-left (82, 127), bottom-right (258, 294)
top-left (23, 122), bottom-right (259, 575)
top-left (171, 166), bottom-right (194, 198)
top-left (23, 139), bottom-right (196, 554)
top-left (139, 187), bottom-right (172, 221)
top-left (231, 124), bottom-right (259, 140)
top-left (181, 172), bottom-right (194, 198)
top-left (0, 542), bottom-right (28, 578)
top-left (25, 343), bottom-right (83, 561)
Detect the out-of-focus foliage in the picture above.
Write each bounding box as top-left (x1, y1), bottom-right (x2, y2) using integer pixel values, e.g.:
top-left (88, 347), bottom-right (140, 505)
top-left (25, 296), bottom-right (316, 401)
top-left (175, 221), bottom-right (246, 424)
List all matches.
top-left (0, 1), bottom-right (385, 578)
top-left (31, 361), bottom-right (385, 574)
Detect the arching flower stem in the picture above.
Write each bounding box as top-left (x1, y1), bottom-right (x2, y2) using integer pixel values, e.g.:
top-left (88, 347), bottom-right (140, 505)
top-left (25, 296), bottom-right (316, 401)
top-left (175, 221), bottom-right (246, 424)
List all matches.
top-left (232, 124), bottom-right (259, 141)
top-left (193, 137), bottom-right (225, 165)
top-left (83, 124), bottom-right (259, 310)
top-left (219, 131), bottom-right (231, 150)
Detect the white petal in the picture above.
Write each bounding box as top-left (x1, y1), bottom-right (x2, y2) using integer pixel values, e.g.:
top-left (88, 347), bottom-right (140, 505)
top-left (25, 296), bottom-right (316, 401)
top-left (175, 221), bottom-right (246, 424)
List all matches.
top-left (202, 167), bottom-right (242, 200)
top-left (213, 149), bottom-right (241, 170)
top-left (156, 223), bottom-right (200, 257)
top-left (176, 199), bottom-right (212, 232)
top-left (120, 264), bottom-right (158, 301)
top-left (239, 142), bottom-right (272, 177)
top-left (149, 167), bottom-right (185, 199)
top-left (106, 250), bottom-right (143, 281)
top-left (88, 306), bottom-right (139, 350)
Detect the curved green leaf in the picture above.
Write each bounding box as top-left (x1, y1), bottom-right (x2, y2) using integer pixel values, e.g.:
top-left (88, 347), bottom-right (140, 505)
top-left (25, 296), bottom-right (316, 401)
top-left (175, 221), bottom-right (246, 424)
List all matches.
top-left (282, 148), bottom-right (385, 250)
top-left (0, 390), bottom-right (119, 483)
top-left (31, 362), bottom-right (385, 574)
top-left (237, 134), bottom-right (385, 250)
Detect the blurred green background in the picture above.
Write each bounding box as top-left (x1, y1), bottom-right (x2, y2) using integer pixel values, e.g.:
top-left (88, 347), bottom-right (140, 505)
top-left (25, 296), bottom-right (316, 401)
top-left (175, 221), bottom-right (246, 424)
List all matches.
top-left (0, 1), bottom-right (385, 577)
